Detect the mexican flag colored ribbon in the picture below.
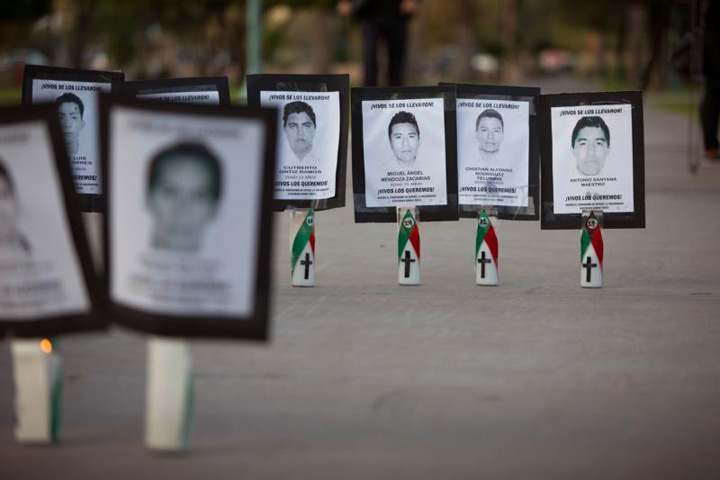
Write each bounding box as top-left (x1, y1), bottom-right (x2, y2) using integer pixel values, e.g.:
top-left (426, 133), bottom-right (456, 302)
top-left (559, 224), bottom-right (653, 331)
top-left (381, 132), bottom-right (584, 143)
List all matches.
top-left (581, 224), bottom-right (604, 267)
top-left (291, 208), bottom-right (315, 276)
top-left (398, 209), bottom-right (420, 262)
top-left (476, 210), bottom-right (498, 268)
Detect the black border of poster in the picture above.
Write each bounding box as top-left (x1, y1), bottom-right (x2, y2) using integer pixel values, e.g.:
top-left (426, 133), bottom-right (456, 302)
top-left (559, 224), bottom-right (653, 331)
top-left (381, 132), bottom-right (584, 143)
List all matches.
top-left (351, 85), bottom-right (459, 223)
top-left (539, 91), bottom-right (646, 230)
top-left (0, 104), bottom-right (105, 337)
top-left (100, 96), bottom-right (277, 340)
top-left (122, 76), bottom-right (231, 105)
top-left (22, 64), bottom-right (125, 213)
top-left (246, 74), bottom-right (350, 212)
top-left (441, 83), bottom-right (540, 221)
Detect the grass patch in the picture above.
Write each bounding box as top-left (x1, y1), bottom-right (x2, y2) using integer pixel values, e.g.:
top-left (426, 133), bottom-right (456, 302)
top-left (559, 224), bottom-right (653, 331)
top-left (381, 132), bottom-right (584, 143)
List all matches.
top-left (601, 79), bottom-right (700, 118)
top-left (647, 90), bottom-right (699, 117)
top-left (0, 87), bottom-right (21, 105)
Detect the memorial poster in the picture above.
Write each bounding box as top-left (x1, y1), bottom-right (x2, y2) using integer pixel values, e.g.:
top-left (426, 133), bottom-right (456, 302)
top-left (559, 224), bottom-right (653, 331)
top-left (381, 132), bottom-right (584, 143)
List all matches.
top-left (362, 98), bottom-right (447, 207)
top-left (351, 86), bottom-right (459, 223)
top-left (457, 99), bottom-right (529, 208)
top-left (22, 65), bottom-right (124, 212)
top-left (0, 105), bottom-right (101, 336)
top-left (443, 83), bottom-right (541, 220)
top-left (550, 104), bottom-right (634, 213)
top-left (540, 91), bottom-right (645, 229)
top-left (102, 99), bottom-right (277, 339)
top-left (247, 74), bottom-right (349, 211)
top-left (260, 90), bottom-right (340, 201)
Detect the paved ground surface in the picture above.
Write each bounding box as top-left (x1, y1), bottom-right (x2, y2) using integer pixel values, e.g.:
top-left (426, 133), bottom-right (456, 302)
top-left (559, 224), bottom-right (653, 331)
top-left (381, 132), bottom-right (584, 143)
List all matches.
top-left (1, 76), bottom-right (719, 479)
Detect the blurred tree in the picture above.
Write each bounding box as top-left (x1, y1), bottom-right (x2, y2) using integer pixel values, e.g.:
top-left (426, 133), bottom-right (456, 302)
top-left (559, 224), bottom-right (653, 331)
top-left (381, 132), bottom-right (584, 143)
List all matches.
top-left (0, 0), bottom-right (51, 19)
top-left (555, 0), bottom-right (673, 87)
top-left (0, 0), bottom-right (52, 51)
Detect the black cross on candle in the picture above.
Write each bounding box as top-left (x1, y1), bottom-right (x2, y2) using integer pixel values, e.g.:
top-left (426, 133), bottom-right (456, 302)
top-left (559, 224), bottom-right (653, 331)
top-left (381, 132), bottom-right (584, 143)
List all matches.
top-left (300, 252), bottom-right (313, 280)
top-left (477, 250), bottom-right (492, 279)
top-left (582, 255), bottom-right (597, 283)
top-left (400, 250), bottom-right (415, 278)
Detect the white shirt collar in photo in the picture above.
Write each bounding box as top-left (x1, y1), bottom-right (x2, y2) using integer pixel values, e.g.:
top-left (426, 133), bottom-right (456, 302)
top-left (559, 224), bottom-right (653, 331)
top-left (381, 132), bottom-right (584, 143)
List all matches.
top-left (286, 150), bottom-right (320, 164)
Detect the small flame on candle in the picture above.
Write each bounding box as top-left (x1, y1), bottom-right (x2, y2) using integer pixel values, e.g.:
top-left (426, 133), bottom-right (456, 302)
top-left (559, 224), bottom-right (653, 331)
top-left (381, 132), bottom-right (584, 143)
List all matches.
top-left (40, 338), bottom-right (53, 354)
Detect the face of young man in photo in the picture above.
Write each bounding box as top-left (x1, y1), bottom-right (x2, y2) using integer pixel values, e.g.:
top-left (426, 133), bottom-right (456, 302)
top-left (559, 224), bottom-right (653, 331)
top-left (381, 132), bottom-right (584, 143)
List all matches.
top-left (390, 123), bottom-right (420, 164)
top-left (284, 112), bottom-right (316, 158)
top-left (0, 176), bottom-right (20, 239)
top-left (573, 126), bottom-right (610, 176)
top-left (147, 157), bottom-right (219, 251)
top-left (57, 102), bottom-right (85, 153)
top-left (476, 117), bottom-right (504, 154)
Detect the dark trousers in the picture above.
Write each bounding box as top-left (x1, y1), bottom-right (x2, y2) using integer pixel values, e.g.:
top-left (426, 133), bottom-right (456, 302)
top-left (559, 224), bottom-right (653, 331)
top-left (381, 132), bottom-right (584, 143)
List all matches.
top-left (362, 15), bottom-right (408, 87)
top-left (701, 31), bottom-right (720, 151)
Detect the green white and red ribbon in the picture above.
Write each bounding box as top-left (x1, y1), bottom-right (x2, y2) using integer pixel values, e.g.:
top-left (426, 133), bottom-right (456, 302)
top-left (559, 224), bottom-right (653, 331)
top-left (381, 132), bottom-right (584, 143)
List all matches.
top-left (581, 220), bottom-right (604, 269)
top-left (476, 210), bottom-right (498, 269)
top-left (291, 208), bottom-right (315, 277)
top-left (398, 209), bottom-right (420, 263)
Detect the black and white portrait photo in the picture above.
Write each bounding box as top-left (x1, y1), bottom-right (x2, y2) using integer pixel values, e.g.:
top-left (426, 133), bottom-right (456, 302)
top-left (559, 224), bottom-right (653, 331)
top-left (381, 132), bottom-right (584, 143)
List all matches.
top-left (457, 99), bottom-right (530, 207)
top-left (0, 117), bottom-right (92, 323)
top-left (387, 111), bottom-right (421, 167)
top-left (56, 93), bottom-right (86, 156)
top-left (260, 91), bottom-right (340, 201)
top-left (28, 79), bottom-right (110, 195)
top-left (550, 104), bottom-right (635, 214)
top-left (282, 101), bottom-right (318, 162)
top-left (361, 98), bottom-right (447, 207)
top-left (146, 142), bottom-right (222, 252)
top-left (570, 116), bottom-right (611, 176)
top-left (475, 109), bottom-right (505, 164)
top-left (106, 102), bottom-right (273, 324)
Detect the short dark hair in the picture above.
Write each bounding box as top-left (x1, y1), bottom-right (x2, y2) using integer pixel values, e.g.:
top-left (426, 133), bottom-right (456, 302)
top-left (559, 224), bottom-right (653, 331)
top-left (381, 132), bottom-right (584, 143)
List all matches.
top-left (56, 93), bottom-right (85, 118)
top-left (283, 101), bottom-right (316, 127)
top-left (571, 116), bottom-right (610, 147)
top-left (388, 111), bottom-right (420, 140)
top-left (0, 158), bottom-right (16, 195)
top-left (147, 142), bottom-right (222, 202)
top-left (476, 108), bottom-right (504, 130)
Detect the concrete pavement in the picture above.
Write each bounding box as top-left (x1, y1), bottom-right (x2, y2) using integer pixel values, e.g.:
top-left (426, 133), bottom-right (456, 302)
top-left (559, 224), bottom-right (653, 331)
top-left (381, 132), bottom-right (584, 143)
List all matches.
top-left (1, 77), bottom-right (719, 479)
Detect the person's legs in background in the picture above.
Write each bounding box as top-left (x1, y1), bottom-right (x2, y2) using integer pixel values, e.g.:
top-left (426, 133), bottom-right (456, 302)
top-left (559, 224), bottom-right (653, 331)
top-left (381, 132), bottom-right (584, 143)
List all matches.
top-left (386, 17), bottom-right (408, 86)
top-left (700, 31), bottom-right (720, 159)
top-left (363, 20), bottom-right (381, 87)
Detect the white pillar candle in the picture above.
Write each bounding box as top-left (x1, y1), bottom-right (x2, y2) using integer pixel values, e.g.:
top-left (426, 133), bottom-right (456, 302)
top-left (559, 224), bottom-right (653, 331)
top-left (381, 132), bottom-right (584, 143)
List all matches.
top-left (145, 337), bottom-right (193, 452)
top-left (11, 338), bottom-right (63, 444)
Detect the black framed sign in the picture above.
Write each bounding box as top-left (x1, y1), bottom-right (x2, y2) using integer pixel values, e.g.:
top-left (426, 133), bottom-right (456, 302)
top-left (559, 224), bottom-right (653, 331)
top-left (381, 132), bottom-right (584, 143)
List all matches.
top-left (0, 105), bottom-right (103, 337)
top-left (539, 91), bottom-right (646, 229)
top-left (351, 86), bottom-right (459, 223)
top-left (100, 97), bottom-right (277, 340)
top-left (22, 64), bottom-right (125, 213)
top-left (246, 74), bottom-right (349, 211)
top-left (123, 76), bottom-right (230, 105)
top-left (441, 83), bottom-right (540, 221)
